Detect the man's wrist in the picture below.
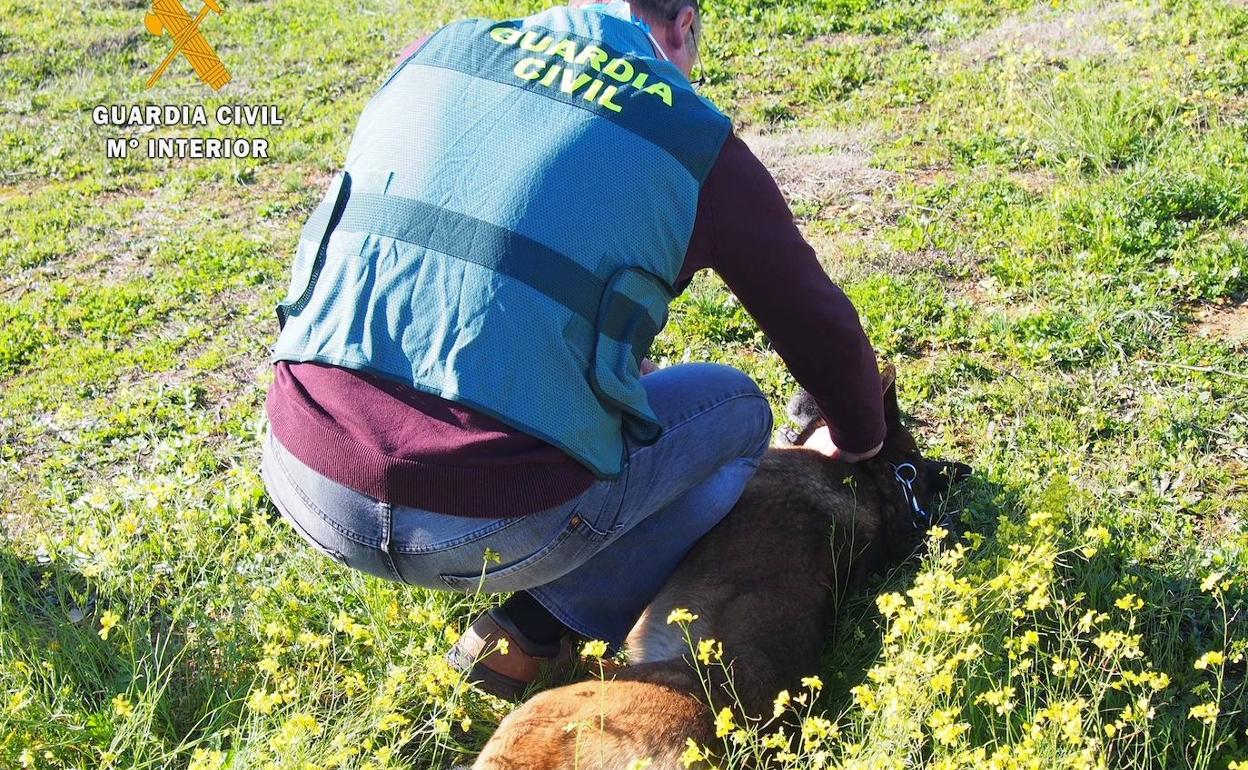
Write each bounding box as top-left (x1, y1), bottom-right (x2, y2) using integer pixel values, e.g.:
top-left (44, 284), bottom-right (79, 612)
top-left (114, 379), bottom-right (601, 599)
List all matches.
top-left (816, 409), bottom-right (887, 457)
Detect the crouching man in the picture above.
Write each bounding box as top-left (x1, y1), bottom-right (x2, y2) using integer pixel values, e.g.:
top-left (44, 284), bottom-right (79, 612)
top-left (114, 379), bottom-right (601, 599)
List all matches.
top-left (260, 0), bottom-right (885, 701)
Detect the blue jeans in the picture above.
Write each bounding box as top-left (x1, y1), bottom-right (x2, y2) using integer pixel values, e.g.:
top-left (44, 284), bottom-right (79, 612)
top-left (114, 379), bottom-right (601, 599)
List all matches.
top-left (260, 363), bottom-right (772, 646)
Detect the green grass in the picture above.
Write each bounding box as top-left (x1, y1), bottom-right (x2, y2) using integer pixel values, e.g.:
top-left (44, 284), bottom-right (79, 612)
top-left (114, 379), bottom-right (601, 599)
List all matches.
top-left (2, 0), bottom-right (1246, 767)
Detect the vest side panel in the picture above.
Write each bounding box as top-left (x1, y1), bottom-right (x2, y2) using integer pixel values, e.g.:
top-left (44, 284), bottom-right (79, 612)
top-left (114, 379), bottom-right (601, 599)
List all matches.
top-left (271, 235), bottom-right (626, 477)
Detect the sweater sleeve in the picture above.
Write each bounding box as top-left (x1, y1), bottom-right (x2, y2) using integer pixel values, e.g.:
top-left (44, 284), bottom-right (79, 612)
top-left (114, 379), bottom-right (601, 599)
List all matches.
top-left (698, 133), bottom-right (886, 453)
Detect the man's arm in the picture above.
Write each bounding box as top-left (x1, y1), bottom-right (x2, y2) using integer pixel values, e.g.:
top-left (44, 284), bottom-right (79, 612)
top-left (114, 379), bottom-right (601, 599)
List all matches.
top-left (693, 133), bottom-right (886, 456)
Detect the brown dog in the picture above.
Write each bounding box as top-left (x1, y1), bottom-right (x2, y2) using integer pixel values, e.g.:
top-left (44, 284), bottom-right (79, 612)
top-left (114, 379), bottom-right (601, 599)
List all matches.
top-left (472, 370), bottom-right (962, 769)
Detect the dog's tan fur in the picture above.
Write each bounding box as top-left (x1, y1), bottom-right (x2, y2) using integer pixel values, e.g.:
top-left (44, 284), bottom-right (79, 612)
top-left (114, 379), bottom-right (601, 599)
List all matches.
top-left (474, 372), bottom-right (935, 770)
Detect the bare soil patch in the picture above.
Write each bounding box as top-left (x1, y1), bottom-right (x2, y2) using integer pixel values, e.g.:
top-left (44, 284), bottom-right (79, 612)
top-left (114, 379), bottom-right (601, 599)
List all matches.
top-left (1193, 302), bottom-right (1248, 347)
top-left (958, 3), bottom-right (1153, 62)
top-left (741, 127), bottom-right (898, 210)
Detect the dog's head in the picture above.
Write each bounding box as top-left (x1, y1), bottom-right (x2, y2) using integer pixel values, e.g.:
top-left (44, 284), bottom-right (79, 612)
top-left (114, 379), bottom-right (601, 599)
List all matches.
top-left (868, 365), bottom-right (971, 561)
top-left (782, 364), bottom-right (972, 564)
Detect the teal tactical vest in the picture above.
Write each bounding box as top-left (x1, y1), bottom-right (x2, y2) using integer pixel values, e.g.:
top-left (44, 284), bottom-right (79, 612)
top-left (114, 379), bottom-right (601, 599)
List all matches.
top-left (271, 4), bottom-right (732, 478)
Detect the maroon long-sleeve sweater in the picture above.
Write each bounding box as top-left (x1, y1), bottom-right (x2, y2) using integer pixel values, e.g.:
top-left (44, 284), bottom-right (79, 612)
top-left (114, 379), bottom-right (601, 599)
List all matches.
top-left (266, 132), bottom-right (885, 517)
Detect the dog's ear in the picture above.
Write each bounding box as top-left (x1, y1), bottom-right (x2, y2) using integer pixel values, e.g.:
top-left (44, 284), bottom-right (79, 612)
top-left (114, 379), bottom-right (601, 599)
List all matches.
top-left (880, 363), bottom-right (900, 428)
top-left (880, 363), bottom-right (897, 392)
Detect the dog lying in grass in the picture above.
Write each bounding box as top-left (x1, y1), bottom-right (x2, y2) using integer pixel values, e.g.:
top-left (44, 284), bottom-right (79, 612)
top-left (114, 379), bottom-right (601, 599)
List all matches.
top-left (471, 367), bottom-right (969, 769)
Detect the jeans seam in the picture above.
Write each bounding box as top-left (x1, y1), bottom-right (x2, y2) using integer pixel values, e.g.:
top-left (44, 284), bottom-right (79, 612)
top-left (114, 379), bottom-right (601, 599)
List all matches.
top-left (378, 501), bottom-right (404, 583)
top-left (629, 391), bottom-right (771, 481)
top-left (269, 435), bottom-right (383, 548)
top-left (390, 514), bottom-right (529, 555)
top-left (263, 462), bottom-right (350, 566)
top-left (589, 459), bottom-right (629, 536)
top-left (661, 390), bottom-right (769, 437)
top-left (437, 518), bottom-right (581, 589)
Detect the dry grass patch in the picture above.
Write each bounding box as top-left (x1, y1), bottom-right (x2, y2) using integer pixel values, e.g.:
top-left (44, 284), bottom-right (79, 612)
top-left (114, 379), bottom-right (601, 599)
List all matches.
top-left (742, 126), bottom-right (897, 211)
top-left (957, 2), bottom-right (1153, 62)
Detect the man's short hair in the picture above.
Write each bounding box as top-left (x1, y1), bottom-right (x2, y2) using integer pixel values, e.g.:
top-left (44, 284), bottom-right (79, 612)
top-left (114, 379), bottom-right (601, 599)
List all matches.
top-left (629, 0), bottom-right (698, 19)
top-left (630, 0), bottom-right (701, 60)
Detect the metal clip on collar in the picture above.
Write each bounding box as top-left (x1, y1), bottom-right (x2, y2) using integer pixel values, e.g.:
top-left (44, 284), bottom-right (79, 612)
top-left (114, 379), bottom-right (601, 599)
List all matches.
top-left (893, 462), bottom-right (935, 530)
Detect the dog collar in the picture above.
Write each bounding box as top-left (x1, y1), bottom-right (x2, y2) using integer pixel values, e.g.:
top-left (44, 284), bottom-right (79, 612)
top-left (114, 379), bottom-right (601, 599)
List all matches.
top-left (892, 462), bottom-right (937, 530)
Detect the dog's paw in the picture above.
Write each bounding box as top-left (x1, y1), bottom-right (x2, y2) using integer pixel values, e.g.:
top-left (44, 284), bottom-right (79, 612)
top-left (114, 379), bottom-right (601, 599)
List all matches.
top-left (778, 387), bottom-right (825, 447)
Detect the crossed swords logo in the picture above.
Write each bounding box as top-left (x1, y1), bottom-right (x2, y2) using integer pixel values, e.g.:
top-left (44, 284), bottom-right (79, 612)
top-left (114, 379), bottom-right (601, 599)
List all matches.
top-left (144, 0), bottom-right (231, 90)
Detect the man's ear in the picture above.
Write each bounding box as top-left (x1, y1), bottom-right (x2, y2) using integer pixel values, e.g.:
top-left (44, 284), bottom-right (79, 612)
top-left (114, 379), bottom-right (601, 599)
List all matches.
top-left (880, 363), bottom-right (900, 428)
top-left (663, 5), bottom-right (697, 59)
top-left (673, 5), bottom-right (696, 40)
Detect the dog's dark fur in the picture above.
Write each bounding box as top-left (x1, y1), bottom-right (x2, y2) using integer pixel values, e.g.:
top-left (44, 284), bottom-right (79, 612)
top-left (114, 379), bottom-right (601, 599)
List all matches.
top-left (473, 369), bottom-right (966, 769)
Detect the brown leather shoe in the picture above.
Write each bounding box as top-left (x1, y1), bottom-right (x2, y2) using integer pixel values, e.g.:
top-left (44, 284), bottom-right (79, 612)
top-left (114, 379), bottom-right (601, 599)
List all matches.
top-left (446, 609), bottom-right (577, 701)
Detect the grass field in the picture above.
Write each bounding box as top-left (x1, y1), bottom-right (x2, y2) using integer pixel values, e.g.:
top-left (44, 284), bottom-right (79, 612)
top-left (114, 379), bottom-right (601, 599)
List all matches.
top-left (2, 0), bottom-right (1246, 766)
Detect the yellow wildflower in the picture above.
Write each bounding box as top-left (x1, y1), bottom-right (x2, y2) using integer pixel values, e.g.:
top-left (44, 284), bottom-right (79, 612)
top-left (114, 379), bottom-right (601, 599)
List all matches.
top-left (850, 684), bottom-right (877, 712)
top-left (1081, 525), bottom-right (1110, 558)
top-left (581, 639), bottom-right (609, 659)
top-left (332, 611), bottom-right (374, 645)
top-left (666, 608), bottom-right (698, 625)
top-left (928, 708), bottom-right (970, 747)
top-left (1147, 670), bottom-right (1171, 691)
top-left (246, 687), bottom-right (282, 714)
top-left (296, 630), bottom-right (329, 648)
top-left (762, 730), bottom-right (789, 750)
top-left (341, 671), bottom-right (366, 696)
top-left (975, 686), bottom-right (1016, 715)
top-left (111, 694), bottom-right (133, 717)
top-left (263, 621), bottom-right (292, 641)
top-left (187, 748), bottom-right (226, 770)
top-left (1200, 571), bottom-right (1225, 593)
top-left (876, 592), bottom-right (906, 618)
top-left (288, 712), bottom-right (320, 734)
top-left (1188, 701), bottom-right (1219, 724)
top-left (1114, 593), bottom-right (1144, 612)
top-left (1194, 651), bottom-right (1224, 670)
top-left (378, 712), bottom-right (410, 730)
top-left (801, 715), bottom-right (838, 748)
top-left (773, 690), bottom-right (791, 719)
top-left (696, 638), bottom-right (723, 665)
top-left (99, 610), bottom-right (121, 640)
top-left (801, 675), bottom-right (823, 692)
top-left (714, 707), bottom-right (736, 738)
top-left (680, 738), bottom-right (708, 767)
top-left (6, 690), bottom-right (29, 715)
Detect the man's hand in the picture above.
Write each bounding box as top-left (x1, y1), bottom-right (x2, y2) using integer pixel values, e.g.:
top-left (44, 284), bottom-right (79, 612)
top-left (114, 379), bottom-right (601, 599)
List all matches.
top-left (802, 426), bottom-right (882, 462)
